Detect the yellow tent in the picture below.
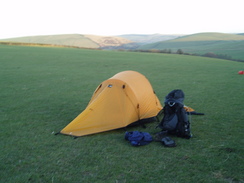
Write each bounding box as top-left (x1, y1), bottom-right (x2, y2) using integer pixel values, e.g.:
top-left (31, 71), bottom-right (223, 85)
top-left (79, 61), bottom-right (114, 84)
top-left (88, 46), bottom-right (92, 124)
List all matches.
top-left (60, 70), bottom-right (162, 137)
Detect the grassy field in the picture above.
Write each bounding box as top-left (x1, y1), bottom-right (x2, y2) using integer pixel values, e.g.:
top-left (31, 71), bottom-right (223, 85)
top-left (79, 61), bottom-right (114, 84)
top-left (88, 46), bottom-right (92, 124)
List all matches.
top-left (0, 45), bottom-right (243, 183)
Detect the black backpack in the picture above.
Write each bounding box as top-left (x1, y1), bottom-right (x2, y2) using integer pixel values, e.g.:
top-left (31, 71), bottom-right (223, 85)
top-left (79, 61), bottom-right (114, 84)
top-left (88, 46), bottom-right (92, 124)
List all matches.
top-left (158, 89), bottom-right (192, 139)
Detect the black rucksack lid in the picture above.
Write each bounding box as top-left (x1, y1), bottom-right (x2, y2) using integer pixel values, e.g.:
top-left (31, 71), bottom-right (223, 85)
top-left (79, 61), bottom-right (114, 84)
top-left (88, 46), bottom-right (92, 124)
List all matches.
top-left (164, 89), bottom-right (185, 105)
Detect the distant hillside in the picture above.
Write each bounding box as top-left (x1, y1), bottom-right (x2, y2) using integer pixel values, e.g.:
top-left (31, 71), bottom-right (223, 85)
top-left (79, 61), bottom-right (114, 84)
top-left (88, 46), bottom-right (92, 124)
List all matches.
top-left (0, 34), bottom-right (132, 49)
top-left (138, 32), bottom-right (244, 60)
top-left (118, 34), bottom-right (182, 44)
top-left (168, 32), bottom-right (244, 42)
top-left (0, 33), bottom-right (182, 50)
top-left (2, 32), bottom-right (244, 58)
top-left (84, 35), bottom-right (132, 47)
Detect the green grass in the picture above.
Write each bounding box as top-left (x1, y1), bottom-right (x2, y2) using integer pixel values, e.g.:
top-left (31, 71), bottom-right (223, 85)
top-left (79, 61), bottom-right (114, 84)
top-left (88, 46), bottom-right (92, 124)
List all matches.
top-left (0, 45), bottom-right (243, 183)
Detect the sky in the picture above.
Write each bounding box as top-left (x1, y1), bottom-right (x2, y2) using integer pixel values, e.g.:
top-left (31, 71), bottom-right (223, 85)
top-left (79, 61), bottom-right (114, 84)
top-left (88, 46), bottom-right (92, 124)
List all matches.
top-left (1, 0), bottom-right (244, 39)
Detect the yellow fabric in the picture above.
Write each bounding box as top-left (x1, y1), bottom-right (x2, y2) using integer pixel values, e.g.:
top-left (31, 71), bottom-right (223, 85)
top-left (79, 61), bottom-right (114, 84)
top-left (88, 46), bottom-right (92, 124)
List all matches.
top-left (184, 105), bottom-right (195, 112)
top-left (61, 71), bottom-right (162, 137)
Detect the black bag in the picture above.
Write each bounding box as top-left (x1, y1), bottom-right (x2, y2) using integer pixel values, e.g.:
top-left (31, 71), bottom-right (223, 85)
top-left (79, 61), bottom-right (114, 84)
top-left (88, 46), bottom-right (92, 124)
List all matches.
top-left (158, 89), bottom-right (192, 139)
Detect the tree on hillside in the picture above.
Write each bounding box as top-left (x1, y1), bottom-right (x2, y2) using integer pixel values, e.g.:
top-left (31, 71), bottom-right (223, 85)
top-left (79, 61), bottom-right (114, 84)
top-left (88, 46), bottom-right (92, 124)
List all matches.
top-left (176, 49), bottom-right (184, 54)
top-left (204, 52), bottom-right (217, 58)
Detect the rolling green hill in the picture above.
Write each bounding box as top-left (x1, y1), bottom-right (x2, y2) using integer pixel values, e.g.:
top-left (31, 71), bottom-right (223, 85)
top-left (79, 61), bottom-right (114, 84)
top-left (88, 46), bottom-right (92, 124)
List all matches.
top-left (0, 34), bottom-right (132, 49)
top-left (168, 32), bottom-right (244, 42)
top-left (138, 32), bottom-right (244, 60)
top-left (2, 32), bottom-right (244, 60)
